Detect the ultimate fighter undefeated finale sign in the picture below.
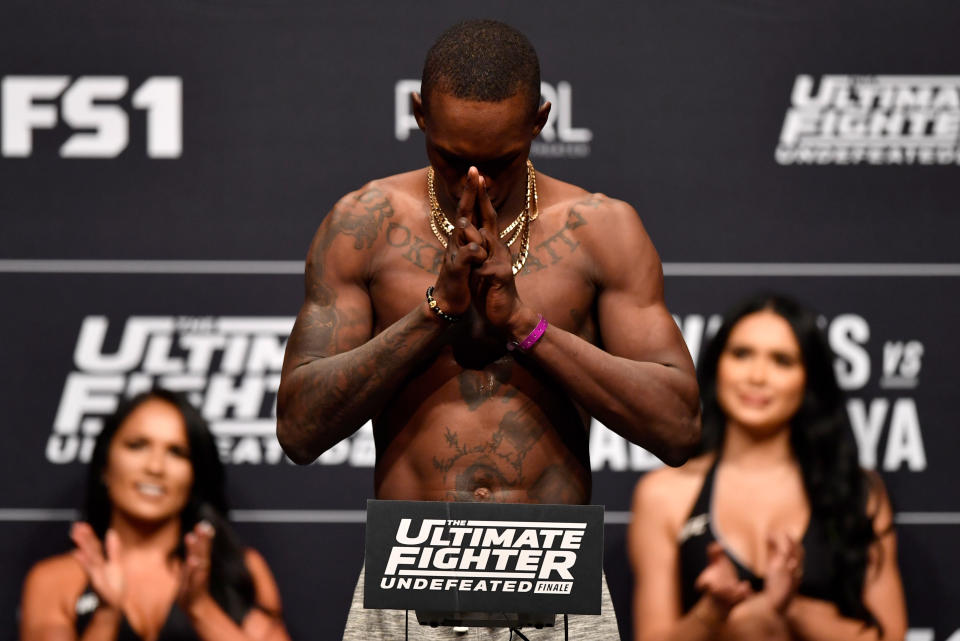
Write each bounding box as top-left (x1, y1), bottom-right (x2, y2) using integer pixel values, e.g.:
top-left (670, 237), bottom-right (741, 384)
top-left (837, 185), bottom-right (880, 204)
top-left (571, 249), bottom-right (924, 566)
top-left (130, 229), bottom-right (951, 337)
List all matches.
top-left (364, 501), bottom-right (604, 621)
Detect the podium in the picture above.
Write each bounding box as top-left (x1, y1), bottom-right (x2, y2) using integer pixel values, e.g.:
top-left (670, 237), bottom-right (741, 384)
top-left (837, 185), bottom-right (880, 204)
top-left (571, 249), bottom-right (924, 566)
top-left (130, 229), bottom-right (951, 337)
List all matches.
top-left (363, 500), bottom-right (604, 631)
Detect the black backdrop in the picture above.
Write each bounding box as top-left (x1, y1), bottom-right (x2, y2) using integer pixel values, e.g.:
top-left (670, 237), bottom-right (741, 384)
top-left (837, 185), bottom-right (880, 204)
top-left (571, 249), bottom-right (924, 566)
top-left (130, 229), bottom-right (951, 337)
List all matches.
top-left (1, 2), bottom-right (958, 639)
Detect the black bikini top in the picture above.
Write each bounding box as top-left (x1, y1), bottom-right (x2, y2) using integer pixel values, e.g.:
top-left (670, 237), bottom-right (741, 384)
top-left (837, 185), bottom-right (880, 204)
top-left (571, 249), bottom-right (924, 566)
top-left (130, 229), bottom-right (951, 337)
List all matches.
top-left (74, 586), bottom-right (200, 641)
top-left (677, 459), bottom-right (842, 612)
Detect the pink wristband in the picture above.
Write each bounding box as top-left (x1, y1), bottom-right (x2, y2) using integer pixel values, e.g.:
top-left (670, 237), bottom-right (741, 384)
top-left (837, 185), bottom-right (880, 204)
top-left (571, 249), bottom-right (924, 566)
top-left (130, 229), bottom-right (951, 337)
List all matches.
top-left (507, 315), bottom-right (548, 352)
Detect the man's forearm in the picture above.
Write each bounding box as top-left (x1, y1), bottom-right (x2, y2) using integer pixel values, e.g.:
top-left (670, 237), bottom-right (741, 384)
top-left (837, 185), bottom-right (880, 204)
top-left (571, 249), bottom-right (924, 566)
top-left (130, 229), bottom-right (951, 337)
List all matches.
top-left (277, 302), bottom-right (447, 464)
top-left (519, 321), bottom-right (701, 466)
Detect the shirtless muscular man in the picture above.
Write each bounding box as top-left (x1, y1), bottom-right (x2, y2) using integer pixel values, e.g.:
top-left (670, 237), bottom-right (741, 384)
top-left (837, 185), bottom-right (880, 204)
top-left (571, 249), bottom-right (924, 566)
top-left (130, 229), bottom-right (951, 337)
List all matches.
top-left (279, 14), bottom-right (701, 548)
top-left (278, 18), bottom-right (699, 508)
top-left (277, 19), bottom-right (701, 638)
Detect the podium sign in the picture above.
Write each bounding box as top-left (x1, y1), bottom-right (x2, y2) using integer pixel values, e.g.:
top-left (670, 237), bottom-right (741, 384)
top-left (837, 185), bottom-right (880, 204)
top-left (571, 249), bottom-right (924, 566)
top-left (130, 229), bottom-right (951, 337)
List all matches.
top-left (363, 500), bottom-right (604, 620)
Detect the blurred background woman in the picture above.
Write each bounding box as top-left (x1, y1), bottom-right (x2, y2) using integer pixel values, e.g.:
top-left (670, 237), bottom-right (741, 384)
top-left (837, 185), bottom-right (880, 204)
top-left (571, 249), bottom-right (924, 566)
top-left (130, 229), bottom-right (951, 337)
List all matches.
top-left (629, 294), bottom-right (906, 640)
top-left (20, 389), bottom-right (291, 641)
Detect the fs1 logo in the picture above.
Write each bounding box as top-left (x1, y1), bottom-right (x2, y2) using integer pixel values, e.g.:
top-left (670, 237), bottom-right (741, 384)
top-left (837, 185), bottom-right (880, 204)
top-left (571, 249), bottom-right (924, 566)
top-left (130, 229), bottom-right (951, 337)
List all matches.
top-left (394, 79), bottom-right (592, 158)
top-left (1, 75), bottom-right (182, 158)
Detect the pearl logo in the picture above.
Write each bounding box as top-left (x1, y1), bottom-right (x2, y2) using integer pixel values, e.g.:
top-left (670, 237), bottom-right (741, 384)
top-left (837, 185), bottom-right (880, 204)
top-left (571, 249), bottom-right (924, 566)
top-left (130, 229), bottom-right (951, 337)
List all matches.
top-left (394, 79), bottom-right (593, 158)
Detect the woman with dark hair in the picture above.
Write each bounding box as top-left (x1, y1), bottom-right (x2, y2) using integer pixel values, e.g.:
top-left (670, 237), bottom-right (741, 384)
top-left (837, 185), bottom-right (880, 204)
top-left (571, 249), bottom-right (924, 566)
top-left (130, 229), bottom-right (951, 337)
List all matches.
top-left (20, 389), bottom-right (291, 641)
top-left (628, 294), bottom-right (906, 640)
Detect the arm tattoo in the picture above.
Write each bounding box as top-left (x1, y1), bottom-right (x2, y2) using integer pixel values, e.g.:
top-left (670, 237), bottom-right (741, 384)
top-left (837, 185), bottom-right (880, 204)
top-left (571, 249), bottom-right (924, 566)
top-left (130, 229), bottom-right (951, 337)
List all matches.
top-left (328, 186), bottom-right (395, 250)
top-left (314, 318), bottom-right (430, 420)
top-left (297, 185), bottom-right (397, 372)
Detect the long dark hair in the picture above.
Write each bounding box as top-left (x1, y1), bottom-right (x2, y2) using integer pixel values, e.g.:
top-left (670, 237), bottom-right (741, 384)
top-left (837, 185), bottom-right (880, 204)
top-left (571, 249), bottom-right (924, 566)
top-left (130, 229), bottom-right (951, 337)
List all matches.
top-left (85, 389), bottom-right (255, 622)
top-left (697, 293), bottom-right (879, 626)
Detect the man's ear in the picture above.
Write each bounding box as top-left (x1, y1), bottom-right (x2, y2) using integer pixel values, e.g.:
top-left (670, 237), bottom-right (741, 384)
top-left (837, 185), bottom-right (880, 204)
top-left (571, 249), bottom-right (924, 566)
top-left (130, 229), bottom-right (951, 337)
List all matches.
top-left (532, 101), bottom-right (551, 137)
top-left (412, 92), bottom-right (426, 131)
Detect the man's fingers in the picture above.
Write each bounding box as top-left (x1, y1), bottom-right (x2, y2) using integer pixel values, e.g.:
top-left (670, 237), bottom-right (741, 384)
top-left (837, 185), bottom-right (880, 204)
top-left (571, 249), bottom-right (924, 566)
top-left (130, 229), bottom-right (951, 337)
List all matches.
top-left (449, 217), bottom-right (483, 248)
top-left (456, 167), bottom-right (479, 220)
top-left (477, 176), bottom-right (498, 235)
top-left (477, 228), bottom-right (498, 260)
top-left (452, 242), bottom-right (487, 269)
top-left (449, 217), bottom-right (467, 248)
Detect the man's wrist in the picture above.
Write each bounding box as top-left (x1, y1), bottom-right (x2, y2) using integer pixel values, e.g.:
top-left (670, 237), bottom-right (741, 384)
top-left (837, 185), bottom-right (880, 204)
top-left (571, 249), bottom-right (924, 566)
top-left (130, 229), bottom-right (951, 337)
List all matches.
top-left (506, 306), bottom-right (541, 344)
top-left (425, 286), bottom-right (463, 323)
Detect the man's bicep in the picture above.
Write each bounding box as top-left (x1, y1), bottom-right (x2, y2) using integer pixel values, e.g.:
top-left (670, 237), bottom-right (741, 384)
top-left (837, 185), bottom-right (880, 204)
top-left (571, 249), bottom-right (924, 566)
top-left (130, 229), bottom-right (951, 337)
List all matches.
top-left (282, 222), bottom-right (374, 373)
top-left (589, 200), bottom-right (693, 371)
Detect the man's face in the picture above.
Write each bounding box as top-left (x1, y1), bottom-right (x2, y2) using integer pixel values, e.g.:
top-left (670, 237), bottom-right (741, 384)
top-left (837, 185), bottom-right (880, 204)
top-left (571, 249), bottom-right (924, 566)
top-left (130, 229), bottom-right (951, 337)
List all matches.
top-left (418, 90), bottom-right (542, 212)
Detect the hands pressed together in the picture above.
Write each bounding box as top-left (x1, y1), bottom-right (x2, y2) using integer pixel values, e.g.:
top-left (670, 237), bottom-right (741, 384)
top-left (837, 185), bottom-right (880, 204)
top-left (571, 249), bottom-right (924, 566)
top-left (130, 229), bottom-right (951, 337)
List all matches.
top-left (695, 532), bottom-right (804, 625)
top-left (761, 531), bottom-right (805, 613)
top-left (431, 166), bottom-right (531, 334)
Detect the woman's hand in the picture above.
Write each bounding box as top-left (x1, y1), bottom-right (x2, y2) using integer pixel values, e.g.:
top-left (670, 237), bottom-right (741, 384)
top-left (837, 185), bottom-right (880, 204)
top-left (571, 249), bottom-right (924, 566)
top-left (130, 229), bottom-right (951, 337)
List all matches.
top-left (177, 520), bottom-right (215, 608)
top-left (762, 531), bottom-right (804, 613)
top-left (70, 521), bottom-right (125, 609)
top-left (695, 542), bottom-right (753, 615)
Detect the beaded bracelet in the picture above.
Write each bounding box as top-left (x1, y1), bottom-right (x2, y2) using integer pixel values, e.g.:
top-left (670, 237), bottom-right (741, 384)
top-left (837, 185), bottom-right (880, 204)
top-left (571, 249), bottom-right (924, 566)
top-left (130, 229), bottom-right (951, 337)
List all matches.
top-left (507, 314), bottom-right (548, 352)
top-left (425, 286), bottom-right (462, 323)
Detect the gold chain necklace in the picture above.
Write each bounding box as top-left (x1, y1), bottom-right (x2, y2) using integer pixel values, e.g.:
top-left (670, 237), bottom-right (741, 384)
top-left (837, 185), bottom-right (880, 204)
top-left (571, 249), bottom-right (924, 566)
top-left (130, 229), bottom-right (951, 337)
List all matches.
top-left (426, 159), bottom-right (537, 275)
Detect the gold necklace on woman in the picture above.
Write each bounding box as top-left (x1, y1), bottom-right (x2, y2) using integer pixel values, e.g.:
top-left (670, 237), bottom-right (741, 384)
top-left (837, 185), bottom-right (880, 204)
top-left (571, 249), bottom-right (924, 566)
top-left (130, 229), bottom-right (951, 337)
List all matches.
top-left (426, 159), bottom-right (538, 275)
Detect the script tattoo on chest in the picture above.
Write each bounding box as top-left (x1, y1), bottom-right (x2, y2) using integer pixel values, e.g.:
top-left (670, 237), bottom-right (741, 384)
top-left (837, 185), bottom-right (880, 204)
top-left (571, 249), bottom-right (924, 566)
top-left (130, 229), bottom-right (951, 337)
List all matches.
top-left (386, 222), bottom-right (445, 275)
top-left (381, 197), bottom-right (598, 277)
top-left (521, 201), bottom-right (591, 275)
